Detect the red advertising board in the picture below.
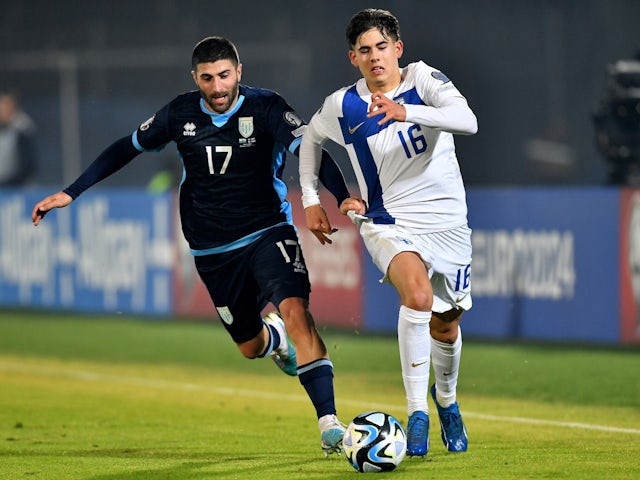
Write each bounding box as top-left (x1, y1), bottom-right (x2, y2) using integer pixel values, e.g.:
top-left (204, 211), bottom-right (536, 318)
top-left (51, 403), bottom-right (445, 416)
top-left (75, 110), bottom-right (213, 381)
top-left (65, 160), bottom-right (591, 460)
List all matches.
top-left (619, 189), bottom-right (640, 344)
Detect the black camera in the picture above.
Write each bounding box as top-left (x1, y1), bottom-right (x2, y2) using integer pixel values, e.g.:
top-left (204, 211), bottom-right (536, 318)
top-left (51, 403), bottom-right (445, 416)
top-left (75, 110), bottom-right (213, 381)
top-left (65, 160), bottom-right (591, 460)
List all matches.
top-left (593, 52), bottom-right (640, 185)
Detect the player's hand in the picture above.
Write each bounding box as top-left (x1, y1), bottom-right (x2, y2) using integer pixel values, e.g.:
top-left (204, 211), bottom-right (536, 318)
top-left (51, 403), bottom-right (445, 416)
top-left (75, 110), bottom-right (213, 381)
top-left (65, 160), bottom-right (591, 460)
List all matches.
top-left (305, 204), bottom-right (337, 245)
top-left (367, 90), bottom-right (406, 125)
top-left (339, 197), bottom-right (367, 216)
top-left (31, 191), bottom-right (73, 226)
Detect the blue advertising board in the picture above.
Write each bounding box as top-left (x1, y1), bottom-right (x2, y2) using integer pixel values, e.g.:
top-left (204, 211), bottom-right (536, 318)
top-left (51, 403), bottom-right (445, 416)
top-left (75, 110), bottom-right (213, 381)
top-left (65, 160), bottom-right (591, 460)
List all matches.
top-left (466, 187), bottom-right (619, 343)
top-left (363, 187), bottom-right (621, 344)
top-left (0, 189), bottom-right (173, 316)
top-left (0, 186), bottom-right (630, 344)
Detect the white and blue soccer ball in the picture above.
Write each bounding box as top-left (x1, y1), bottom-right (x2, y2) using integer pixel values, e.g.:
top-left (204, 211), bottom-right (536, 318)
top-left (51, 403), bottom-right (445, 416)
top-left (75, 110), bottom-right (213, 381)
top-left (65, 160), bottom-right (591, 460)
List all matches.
top-left (343, 411), bottom-right (407, 473)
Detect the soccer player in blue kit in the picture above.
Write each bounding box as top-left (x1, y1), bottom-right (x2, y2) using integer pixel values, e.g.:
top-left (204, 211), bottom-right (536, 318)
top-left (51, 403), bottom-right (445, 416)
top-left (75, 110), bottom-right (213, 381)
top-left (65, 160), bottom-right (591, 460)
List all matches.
top-left (299, 9), bottom-right (478, 457)
top-left (31, 36), bottom-right (349, 455)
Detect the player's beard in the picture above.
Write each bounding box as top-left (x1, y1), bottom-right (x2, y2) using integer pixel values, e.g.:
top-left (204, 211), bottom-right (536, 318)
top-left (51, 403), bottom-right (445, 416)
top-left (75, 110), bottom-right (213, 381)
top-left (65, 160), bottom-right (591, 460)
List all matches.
top-left (204, 82), bottom-right (239, 114)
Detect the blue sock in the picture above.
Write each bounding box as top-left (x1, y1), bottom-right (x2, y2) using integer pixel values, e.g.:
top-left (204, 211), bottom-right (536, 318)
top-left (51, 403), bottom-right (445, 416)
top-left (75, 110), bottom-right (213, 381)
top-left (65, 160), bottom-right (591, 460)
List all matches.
top-left (257, 321), bottom-right (279, 358)
top-left (298, 359), bottom-right (336, 418)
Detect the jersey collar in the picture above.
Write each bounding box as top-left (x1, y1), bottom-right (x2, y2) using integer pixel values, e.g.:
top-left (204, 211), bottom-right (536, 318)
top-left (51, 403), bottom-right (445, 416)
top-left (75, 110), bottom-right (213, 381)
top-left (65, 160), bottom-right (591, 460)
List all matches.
top-left (200, 95), bottom-right (246, 128)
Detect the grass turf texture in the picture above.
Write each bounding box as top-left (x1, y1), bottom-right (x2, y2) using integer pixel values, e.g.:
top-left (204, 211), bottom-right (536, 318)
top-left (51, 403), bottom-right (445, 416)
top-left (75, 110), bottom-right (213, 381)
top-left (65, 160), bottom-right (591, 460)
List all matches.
top-left (0, 311), bottom-right (638, 479)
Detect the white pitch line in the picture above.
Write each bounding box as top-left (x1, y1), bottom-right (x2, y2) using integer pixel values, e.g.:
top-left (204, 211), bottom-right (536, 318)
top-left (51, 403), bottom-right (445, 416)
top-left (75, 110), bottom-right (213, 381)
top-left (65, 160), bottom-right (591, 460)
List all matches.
top-left (1, 360), bottom-right (639, 435)
top-left (459, 412), bottom-right (640, 435)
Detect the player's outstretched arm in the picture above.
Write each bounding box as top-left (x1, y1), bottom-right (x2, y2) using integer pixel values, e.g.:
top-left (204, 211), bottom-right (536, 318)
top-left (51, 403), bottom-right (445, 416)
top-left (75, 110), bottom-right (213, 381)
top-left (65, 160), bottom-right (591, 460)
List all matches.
top-left (294, 144), bottom-right (350, 208)
top-left (32, 136), bottom-right (143, 226)
top-left (31, 191), bottom-right (73, 226)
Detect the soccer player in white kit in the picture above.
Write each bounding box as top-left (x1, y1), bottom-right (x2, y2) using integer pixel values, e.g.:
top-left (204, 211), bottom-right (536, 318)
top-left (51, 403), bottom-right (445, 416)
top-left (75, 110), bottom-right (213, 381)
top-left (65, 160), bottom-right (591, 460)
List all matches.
top-left (299, 9), bottom-right (478, 457)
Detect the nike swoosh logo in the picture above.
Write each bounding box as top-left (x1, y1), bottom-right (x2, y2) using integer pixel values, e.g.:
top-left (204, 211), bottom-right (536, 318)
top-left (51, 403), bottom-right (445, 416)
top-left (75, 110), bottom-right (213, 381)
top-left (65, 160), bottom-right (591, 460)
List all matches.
top-left (348, 122), bottom-right (365, 134)
top-left (411, 361), bottom-right (427, 368)
top-left (455, 294), bottom-right (468, 303)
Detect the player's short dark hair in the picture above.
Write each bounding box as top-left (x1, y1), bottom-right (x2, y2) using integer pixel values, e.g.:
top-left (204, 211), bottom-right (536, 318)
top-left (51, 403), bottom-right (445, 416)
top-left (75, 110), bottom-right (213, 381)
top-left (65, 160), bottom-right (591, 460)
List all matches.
top-left (191, 36), bottom-right (240, 69)
top-left (346, 8), bottom-right (401, 48)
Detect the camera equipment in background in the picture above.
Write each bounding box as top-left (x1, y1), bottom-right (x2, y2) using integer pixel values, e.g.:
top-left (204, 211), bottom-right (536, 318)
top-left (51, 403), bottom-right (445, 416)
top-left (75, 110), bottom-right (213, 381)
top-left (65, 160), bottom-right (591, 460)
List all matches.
top-left (593, 50), bottom-right (640, 186)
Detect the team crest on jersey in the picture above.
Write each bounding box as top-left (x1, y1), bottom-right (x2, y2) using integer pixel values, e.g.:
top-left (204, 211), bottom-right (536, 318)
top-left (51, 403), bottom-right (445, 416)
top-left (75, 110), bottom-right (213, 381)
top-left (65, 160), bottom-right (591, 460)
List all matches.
top-left (238, 116), bottom-right (254, 138)
top-left (283, 110), bottom-right (304, 127)
top-left (140, 115), bottom-right (155, 131)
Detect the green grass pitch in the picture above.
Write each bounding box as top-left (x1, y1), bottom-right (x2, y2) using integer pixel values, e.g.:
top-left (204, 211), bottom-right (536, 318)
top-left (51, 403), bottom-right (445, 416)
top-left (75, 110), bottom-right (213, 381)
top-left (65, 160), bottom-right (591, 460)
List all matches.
top-left (0, 310), bottom-right (638, 479)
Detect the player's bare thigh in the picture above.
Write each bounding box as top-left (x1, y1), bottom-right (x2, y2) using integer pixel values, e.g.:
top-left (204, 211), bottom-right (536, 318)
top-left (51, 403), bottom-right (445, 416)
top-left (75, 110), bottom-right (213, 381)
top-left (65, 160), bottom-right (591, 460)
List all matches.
top-left (388, 251), bottom-right (463, 343)
top-left (387, 251), bottom-right (433, 312)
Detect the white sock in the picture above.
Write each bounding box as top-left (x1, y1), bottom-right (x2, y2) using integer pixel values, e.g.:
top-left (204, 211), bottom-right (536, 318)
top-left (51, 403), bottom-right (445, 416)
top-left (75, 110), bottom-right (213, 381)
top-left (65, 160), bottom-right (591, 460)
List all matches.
top-left (431, 326), bottom-right (462, 407)
top-left (397, 305), bottom-right (431, 416)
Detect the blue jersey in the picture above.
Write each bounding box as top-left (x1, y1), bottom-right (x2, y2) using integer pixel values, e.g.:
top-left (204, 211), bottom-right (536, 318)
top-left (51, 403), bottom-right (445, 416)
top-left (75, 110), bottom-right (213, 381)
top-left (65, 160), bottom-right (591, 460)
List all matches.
top-left (134, 86), bottom-right (307, 253)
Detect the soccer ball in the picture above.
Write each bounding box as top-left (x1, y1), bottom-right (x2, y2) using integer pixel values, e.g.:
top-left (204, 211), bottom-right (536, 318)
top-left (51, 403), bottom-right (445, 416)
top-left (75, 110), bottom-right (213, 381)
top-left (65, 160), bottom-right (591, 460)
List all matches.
top-left (343, 411), bottom-right (407, 473)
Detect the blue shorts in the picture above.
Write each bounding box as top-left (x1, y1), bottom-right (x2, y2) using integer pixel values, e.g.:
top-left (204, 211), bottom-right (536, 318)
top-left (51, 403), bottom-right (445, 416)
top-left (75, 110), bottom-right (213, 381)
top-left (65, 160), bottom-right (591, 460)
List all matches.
top-left (194, 224), bottom-right (311, 343)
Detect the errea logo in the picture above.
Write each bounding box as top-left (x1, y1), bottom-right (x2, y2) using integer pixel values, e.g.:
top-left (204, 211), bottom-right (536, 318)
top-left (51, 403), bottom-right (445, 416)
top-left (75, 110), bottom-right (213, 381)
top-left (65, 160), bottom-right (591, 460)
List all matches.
top-left (183, 122), bottom-right (196, 136)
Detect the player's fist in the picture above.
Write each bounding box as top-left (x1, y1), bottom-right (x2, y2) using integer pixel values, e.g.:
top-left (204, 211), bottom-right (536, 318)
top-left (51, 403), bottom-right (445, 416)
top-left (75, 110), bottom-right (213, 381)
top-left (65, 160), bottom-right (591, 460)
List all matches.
top-left (339, 197), bottom-right (367, 216)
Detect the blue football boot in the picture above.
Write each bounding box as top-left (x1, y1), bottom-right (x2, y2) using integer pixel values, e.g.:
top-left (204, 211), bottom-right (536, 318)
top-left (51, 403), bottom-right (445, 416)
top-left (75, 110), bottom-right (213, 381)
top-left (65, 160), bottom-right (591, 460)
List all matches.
top-left (430, 384), bottom-right (468, 452)
top-left (406, 411), bottom-right (429, 456)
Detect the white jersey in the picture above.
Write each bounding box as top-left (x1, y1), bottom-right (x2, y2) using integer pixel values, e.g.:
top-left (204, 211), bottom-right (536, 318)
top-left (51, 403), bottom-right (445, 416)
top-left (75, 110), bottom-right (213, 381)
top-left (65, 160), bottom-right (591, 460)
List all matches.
top-left (300, 61), bottom-right (477, 233)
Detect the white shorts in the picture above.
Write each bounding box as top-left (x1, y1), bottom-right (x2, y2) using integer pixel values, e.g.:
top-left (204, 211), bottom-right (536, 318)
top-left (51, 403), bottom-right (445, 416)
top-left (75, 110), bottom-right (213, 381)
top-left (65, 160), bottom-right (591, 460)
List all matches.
top-left (356, 219), bottom-right (473, 313)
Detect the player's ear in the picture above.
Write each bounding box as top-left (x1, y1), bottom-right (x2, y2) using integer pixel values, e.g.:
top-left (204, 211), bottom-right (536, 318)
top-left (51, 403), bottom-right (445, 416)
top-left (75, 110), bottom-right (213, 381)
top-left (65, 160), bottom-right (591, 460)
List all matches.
top-left (348, 50), bottom-right (358, 68)
top-left (237, 63), bottom-right (242, 81)
top-left (395, 40), bottom-right (404, 59)
top-left (190, 70), bottom-right (198, 86)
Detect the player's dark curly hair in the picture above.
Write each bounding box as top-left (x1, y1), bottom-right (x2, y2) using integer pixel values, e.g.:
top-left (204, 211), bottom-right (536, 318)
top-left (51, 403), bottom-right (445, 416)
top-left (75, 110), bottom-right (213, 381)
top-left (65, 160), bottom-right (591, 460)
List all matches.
top-left (191, 36), bottom-right (239, 69)
top-left (346, 9), bottom-right (401, 48)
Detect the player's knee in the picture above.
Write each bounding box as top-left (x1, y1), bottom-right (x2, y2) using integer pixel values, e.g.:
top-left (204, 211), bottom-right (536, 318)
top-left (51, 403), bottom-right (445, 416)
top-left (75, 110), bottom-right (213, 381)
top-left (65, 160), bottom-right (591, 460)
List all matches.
top-left (401, 290), bottom-right (432, 312)
top-left (237, 334), bottom-right (266, 359)
top-left (237, 343), bottom-right (261, 359)
top-left (430, 309), bottom-right (462, 343)
top-left (430, 326), bottom-right (458, 344)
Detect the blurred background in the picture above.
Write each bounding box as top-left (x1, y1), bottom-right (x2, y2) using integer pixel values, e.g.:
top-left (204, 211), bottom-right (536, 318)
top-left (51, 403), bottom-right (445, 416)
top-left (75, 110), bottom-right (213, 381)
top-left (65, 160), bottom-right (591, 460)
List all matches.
top-left (1, 0), bottom-right (639, 188)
